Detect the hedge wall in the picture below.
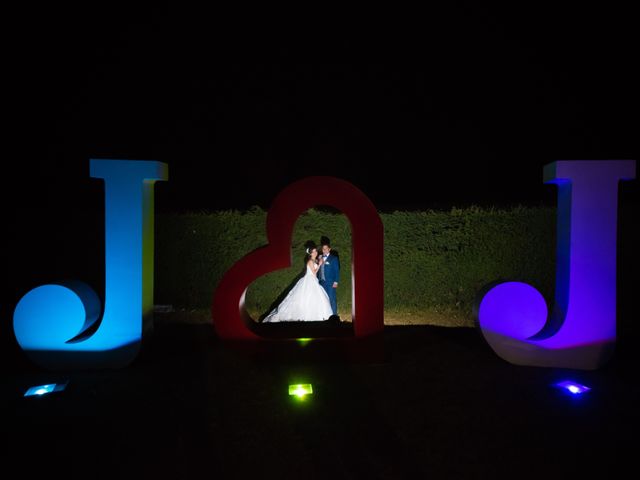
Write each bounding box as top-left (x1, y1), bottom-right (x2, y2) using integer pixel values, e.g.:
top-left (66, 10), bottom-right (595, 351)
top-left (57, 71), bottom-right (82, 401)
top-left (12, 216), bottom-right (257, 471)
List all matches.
top-left (154, 207), bottom-right (556, 325)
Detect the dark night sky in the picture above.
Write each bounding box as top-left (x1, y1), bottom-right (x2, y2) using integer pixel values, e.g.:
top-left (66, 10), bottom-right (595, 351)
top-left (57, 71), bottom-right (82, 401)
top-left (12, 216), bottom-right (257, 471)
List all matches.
top-left (1, 3), bottom-right (638, 340)
top-left (4, 4), bottom-right (638, 214)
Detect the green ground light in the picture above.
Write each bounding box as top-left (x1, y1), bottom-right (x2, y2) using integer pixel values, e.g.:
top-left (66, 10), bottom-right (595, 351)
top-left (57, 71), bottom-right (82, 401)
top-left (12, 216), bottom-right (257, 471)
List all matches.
top-left (288, 384), bottom-right (313, 399)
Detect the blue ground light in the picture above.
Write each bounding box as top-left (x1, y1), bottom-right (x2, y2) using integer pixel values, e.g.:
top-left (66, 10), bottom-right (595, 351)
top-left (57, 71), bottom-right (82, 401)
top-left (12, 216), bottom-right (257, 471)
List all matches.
top-left (554, 380), bottom-right (591, 395)
top-left (24, 381), bottom-right (68, 397)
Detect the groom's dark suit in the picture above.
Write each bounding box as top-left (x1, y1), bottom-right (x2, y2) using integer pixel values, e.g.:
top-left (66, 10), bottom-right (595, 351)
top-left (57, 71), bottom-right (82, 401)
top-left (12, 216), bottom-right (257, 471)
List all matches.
top-left (319, 253), bottom-right (340, 315)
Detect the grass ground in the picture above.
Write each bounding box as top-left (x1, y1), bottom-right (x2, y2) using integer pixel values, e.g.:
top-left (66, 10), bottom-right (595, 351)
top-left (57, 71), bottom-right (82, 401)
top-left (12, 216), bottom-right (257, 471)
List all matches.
top-left (1, 313), bottom-right (632, 479)
top-left (162, 307), bottom-right (473, 328)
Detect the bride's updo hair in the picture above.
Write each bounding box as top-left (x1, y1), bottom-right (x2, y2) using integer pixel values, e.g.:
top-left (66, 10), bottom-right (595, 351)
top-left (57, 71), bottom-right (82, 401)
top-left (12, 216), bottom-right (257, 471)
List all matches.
top-left (303, 240), bottom-right (317, 262)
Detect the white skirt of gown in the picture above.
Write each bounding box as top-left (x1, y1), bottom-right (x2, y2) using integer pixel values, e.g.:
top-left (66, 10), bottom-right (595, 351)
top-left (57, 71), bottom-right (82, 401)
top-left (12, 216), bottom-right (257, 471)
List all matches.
top-left (263, 266), bottom-right (333, 322)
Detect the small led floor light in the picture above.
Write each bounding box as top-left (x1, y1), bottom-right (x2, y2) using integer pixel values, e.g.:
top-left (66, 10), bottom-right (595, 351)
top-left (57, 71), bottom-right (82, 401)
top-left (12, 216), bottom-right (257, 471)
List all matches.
top-left (24, 381), bottom-right (68, 397)
top-left (289, 384), bottom-right (313, 399)
top-left (554, 380), bottom-right (591, 395)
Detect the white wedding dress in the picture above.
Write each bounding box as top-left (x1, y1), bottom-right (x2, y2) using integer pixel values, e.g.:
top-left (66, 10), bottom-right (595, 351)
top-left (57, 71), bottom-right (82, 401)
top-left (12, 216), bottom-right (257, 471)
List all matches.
top-left (262, 264), bottom-right (333, 322)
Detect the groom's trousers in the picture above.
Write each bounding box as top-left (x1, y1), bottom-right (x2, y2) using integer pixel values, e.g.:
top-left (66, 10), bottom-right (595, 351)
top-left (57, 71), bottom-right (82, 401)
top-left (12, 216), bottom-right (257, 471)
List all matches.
top-left (320, 280), bottom-right (338, 316)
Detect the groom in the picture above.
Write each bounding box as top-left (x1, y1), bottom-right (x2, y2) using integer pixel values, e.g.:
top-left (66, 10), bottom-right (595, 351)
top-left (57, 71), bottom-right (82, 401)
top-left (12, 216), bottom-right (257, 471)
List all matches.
top-left (319, 237), bottom-right (340, 317)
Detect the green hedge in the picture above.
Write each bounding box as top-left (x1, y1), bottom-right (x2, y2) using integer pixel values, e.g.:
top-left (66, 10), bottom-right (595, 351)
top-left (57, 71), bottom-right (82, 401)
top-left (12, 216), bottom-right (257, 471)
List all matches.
top-left (154, 207), bottom-right (556, 325)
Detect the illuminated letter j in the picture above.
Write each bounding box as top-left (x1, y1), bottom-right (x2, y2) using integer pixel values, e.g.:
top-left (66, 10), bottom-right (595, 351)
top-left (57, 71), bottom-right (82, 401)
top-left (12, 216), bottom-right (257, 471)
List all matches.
top-left (13, 160), bottom-right (168, 369)
top-left (478, 160), bottom-right (635, 369)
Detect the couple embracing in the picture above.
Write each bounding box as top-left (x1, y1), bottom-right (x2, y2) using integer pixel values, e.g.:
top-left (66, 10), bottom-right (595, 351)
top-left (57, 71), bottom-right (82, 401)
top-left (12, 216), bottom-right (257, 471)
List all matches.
top-left (263, 237), bottom-right (340, 322)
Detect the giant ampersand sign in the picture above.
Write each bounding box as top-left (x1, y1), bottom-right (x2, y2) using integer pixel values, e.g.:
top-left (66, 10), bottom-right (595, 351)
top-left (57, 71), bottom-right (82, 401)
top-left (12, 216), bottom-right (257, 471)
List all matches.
top-left (212, 176), bottom-right (384, 340)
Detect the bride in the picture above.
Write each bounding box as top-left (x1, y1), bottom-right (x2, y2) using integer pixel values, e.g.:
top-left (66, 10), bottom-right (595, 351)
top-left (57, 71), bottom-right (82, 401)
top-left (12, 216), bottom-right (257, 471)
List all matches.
top-left (262, 245), bottom-right (333, 322)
